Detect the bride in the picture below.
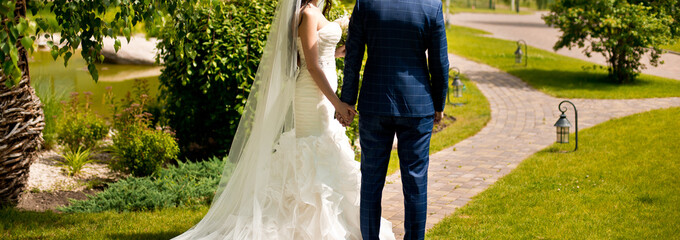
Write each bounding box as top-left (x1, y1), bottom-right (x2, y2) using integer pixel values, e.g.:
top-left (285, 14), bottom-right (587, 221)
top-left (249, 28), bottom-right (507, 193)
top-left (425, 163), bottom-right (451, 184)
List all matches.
top-left (172, 0), bottom-right (395, 239)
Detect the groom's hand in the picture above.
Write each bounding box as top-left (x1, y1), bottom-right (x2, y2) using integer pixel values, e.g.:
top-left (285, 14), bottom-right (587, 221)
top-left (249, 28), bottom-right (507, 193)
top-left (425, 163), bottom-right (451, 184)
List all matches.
top-left (434, 111), bottom-right (443, 125)
top-left (344, 108), bottom-right (356, 127)
top-left (335, 110), bottom-right (352, 127)
top-left (334, 103), bottom-right (356, 127)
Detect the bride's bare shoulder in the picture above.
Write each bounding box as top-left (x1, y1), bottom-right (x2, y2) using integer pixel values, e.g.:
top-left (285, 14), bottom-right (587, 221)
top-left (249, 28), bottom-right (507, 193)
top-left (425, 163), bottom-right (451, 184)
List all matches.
top-left (300, 5), bottom-right (322, 24)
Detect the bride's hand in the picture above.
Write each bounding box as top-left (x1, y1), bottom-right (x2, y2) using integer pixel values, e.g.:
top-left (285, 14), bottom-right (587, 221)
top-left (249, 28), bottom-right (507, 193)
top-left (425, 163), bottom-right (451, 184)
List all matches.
top-left (335, 45), bottom-right (346, 58)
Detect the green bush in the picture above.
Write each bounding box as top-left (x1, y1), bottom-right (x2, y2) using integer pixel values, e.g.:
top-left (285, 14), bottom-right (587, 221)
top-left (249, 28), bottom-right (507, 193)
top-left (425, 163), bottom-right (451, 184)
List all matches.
top-left (60, 156), bottom-right (231, 213)
top-left (156, 0), bottom-right (358, 160)
top-left (105, 79), bottom-right (179, 177)
top-left (156, 0), bottom-right (278, 160)
top-left (111, 124), bottom-right (179, 177)
top-left (56, 92), bottom-right (108, 151)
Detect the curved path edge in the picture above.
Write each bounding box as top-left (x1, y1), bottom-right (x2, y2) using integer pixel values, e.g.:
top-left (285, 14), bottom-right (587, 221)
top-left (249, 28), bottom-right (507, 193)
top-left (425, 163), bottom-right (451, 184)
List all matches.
top-left (381, 53), bottom-right (680, 237)
top-left (446, 12), bottom-right (680, 81)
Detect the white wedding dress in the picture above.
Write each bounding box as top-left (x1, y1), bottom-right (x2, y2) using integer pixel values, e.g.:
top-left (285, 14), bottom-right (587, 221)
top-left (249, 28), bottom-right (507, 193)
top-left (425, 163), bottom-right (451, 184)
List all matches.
top-left (172, 20), bottom-right (395, 240)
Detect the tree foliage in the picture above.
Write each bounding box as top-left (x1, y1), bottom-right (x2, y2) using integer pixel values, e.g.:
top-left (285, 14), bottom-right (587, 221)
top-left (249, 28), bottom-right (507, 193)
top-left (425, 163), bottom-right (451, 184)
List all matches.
top-left (543, 0), bottom-right (677, 83)
top-left (1, 0), bottom-right (166, 86)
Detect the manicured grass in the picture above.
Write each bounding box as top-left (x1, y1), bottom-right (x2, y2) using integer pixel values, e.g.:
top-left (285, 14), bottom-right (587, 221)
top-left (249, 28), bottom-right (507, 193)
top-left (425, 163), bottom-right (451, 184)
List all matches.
top-left (447, 4), bottom-right (534, 15)
top-left (449, 7), bottom-right (532, 15)
top-left (447, 25), bottom-right (680, 99)
top-left (386, 75), bottom-right (491, 175)
top-left (427, 107), bottom-right (680, 239)
top-left (663, 40), bottom-right (680, 52)
top-left (0, 206), bottom-right (208, 240)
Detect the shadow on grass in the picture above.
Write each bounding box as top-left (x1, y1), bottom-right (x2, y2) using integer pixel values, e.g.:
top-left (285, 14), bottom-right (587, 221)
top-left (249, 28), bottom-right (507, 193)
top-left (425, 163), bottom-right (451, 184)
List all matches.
top-left (107, 232), bottom-right (184, 240)
top-left (0, 207), bottom-right (187, 240)
top-left (0, 208), bottom-right (78, 228)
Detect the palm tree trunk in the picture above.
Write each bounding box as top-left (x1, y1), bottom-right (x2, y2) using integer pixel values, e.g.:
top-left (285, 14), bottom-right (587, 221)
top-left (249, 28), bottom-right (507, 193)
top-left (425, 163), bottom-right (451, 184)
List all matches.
top-left (0, 0), bottom-right (45, 207)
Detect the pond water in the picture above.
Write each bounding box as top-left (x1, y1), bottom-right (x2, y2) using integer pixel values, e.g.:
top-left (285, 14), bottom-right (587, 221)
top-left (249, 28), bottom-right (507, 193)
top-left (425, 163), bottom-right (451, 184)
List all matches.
top-left (28, 50), bottom-right (161, 117)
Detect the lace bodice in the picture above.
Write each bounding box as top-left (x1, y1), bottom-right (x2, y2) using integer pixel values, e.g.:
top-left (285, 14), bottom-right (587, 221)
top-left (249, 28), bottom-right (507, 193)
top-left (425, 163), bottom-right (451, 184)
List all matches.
top-left (297, 22), bottom-right (342, 69)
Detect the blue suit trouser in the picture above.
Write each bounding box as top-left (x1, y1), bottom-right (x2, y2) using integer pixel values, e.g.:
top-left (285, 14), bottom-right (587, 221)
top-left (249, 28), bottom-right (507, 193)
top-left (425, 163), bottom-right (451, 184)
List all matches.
top-left (359, 114), bottom-right (433, 240)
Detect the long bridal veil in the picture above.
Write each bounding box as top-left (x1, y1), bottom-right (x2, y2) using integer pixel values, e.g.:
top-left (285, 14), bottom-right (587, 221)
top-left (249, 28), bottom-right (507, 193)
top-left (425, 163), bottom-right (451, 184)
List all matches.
top-left (172, 0), bottom-right (302, 239)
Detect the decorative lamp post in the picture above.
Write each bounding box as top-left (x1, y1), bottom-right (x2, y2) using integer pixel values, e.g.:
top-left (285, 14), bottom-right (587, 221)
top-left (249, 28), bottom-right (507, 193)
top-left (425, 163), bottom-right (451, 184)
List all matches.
top-left (447, 67), bottom-right (465, 106)
top-left (515, 39), bottom-right (528, 66)
top-left (554, 100), bottom-right (578, 152)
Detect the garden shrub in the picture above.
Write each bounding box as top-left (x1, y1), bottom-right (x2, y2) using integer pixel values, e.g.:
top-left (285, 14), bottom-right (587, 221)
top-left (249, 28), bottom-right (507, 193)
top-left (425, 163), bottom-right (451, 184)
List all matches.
top-left (156, 0), bottom-right (278, 160)
top-left (108, 80), bottom-right (179, 177)
top-left (60, 156), bottom-right (231, 213)
top-left (156, 0), bottom-right (357, 160)
top-left (111, 124), bottom-right (179, 177)
top-left (55, 92), bottom-right (108, 151)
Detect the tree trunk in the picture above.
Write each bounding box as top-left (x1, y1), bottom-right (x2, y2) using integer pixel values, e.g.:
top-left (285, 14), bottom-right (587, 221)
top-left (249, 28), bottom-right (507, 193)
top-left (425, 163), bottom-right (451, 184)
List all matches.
top-left (0, 0), bottom-right (45, 207)
top-left (608, 40), bottom-right (634, 84)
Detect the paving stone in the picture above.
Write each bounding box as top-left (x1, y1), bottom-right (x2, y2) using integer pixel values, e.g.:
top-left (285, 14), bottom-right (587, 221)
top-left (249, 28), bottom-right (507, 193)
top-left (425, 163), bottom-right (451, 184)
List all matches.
top-left (381, 53), bottom-right (680, 238)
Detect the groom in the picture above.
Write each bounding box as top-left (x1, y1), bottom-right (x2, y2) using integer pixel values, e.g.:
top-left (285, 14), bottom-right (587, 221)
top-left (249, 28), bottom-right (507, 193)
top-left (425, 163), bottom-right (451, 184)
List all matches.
top-left (337, 0), bottom-right (449, 239)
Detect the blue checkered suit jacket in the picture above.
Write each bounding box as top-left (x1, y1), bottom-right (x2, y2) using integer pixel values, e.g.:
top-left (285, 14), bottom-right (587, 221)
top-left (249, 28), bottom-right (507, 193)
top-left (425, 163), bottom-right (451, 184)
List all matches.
top-left (340, 0), bottom-right (449, 117)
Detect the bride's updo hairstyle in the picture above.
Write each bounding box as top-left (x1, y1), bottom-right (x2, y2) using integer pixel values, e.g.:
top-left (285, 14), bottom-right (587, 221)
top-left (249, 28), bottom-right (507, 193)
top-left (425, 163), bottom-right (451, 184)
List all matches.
top-left (300, 0), bottom-right (332, 17)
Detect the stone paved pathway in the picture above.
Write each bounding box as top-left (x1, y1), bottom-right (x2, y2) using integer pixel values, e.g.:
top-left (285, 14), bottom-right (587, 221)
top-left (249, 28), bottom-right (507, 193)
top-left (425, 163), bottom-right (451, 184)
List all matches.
top-left (381, 54), bottom-right (680, 238)
top-left (446, 12), bottom-right (680, 80)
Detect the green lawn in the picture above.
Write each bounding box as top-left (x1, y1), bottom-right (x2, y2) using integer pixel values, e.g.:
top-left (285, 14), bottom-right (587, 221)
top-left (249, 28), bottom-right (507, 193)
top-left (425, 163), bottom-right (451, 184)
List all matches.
top-left (446, 3), bottom-right (534, 15)
top-left (449, 7), bottom-right (533, 15)
top-left (427, 107), bottom-right (680, 239)
top-left (386, 74), bottom-right (491, 175)
top-left (447, 25), bottom-right (680, 99)
top-left (0, 206), bottom-right (208, 240)
top-left (663, 40), bottom-right (680, 52)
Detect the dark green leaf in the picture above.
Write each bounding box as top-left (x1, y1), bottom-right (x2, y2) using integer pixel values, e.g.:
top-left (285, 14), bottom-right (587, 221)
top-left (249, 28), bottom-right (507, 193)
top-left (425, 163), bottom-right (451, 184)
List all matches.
top-left (50, 48), bottom-right (58, 60)
top-left (20, 37), bottom-right (33, 51)
top-left (64, 52), bottom-right (73, 67)
top-left (114, 39), bottom-right (121, 52)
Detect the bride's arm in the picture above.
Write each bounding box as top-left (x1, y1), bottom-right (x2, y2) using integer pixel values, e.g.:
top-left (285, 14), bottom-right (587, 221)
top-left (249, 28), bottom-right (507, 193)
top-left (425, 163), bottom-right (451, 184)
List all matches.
top-left (299, 10), bottom-right (355, 116)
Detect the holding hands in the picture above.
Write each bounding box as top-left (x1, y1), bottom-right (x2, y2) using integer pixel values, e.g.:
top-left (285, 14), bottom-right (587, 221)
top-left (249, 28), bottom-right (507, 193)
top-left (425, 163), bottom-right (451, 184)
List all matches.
top-left (334, 102), bottom-right (356, 127)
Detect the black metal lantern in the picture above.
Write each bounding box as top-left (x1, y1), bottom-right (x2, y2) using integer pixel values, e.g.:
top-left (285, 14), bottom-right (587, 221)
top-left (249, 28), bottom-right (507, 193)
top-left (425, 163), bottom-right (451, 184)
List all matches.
top-left (515, 39), bottom-right (528, 66)
top-left (447, 67), bottom-right (464, 106)
top-left (554, 100), bottom-right (578, 151)
top-left (452, 75), bottom-right (464, 98)
top-left (554, 113), bottom-right (571, 143)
